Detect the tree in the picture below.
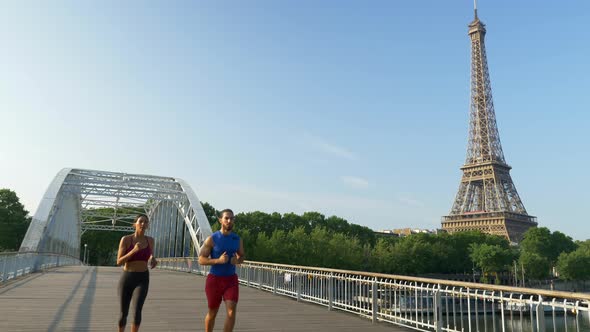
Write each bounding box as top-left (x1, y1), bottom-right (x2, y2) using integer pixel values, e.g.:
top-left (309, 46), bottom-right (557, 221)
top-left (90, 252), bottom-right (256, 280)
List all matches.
top-left (309, 227), bottom-right (330, 267)
top-left (0, 189), bottom-right (32, 251)
top-left (236, 211), bottom-right (274, 236)
top-left (327, 233), bottom-right (363, 270)
top-left (0, 189), bottom-right (30, 224)
top-left (284, 227), bottom-right (312, 266)
top-left (441, 231), bottom-right (508, 274)
top-left (370, 237), bottom-right (397, 273)
top-left (469, 243), bottom-right (514, 284)
top-left (302, 212), bottom-right (326, 231)
top-left (519, 251), bottom-right (551, 280)
top-left (389, 233), bottom-right (440, 275)
top-left (519, 227), bottom-right (577, 280)
top-left (556, 240), bottom-right (590, 281)
top-left (81, 230), bottom-right (121, 265)
top-left (201, 201), bottom-right (218, 227)
top-left (550, 231), bottom-right (577, 259)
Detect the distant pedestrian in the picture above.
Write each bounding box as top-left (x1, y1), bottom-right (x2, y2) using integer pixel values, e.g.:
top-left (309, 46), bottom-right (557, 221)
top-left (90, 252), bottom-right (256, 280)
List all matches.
top-left (116, 214), bottom-right (158, 332)
top-left (199, 209), bottom-right (245, 332)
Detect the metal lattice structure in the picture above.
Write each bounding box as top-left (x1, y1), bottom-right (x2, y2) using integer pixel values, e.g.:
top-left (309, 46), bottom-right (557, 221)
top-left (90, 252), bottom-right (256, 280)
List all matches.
top-left (441, 7), bottom-right (537, 243)
top-left (19, 168), bottom-right (213, 259)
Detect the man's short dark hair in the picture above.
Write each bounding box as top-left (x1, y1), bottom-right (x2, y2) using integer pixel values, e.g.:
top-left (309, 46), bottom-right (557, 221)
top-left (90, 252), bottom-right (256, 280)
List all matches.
top-left (218, 209), bottom-right (234, 217)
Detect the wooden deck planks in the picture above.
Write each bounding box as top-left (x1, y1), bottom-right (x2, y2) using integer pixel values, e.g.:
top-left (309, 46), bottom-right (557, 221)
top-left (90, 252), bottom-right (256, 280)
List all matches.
top-left (0, 266), bottom-right (408, 331)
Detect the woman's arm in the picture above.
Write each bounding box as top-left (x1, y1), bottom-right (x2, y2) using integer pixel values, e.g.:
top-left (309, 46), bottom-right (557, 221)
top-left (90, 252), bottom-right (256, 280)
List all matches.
top-left (148, 237), bottom-right (157, 269)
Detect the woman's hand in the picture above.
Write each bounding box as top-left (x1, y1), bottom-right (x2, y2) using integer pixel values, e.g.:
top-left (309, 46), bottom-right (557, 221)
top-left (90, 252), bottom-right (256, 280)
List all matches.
top-left (150, 257), bottom-right (158, 269)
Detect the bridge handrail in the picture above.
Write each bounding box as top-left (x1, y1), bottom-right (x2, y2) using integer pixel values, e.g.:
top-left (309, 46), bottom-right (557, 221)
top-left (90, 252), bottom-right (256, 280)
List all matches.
top-left (241, 260), bottom-right (590, 301)
top-left (157, 257), bottom-right (590, 332)
top-left (0, 251), bottom-right (81, 284)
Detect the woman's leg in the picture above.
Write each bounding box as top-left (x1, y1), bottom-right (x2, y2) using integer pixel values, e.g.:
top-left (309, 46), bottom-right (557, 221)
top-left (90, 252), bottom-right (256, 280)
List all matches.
top-left (130, 272), bottom-right (150, 331)
top-left (118, 272), bottom-right (134, 331)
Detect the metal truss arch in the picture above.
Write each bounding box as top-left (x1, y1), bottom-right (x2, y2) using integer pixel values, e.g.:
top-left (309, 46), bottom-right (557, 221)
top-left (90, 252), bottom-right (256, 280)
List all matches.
top-left (20, 168), bottom-right (213, 259)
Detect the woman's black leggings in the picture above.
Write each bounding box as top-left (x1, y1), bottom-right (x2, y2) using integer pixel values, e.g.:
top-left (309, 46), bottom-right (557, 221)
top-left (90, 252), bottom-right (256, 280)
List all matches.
top-left (118, 271), bottom-right (149, 327)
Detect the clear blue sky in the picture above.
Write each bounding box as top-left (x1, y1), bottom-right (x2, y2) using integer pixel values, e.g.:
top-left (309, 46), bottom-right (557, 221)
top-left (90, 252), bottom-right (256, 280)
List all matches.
top-left (1, 1), bottom-right (589, 239)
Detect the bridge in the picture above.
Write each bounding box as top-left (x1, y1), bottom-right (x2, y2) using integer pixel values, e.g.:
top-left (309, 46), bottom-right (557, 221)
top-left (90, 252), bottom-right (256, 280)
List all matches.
top-left (0, 265), bottom-right (402, 331)
top-left (2, 168), bottom-right (590, 331)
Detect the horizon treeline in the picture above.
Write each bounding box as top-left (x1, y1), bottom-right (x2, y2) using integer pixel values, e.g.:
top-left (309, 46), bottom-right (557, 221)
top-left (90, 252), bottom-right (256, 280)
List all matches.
top-left (203, 203), bottom-right (589, 282)
top-left (2, 188), bottom-right (589, 282)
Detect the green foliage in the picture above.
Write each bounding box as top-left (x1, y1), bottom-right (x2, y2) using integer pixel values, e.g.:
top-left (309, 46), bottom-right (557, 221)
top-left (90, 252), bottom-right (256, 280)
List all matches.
top-left (366, 231), bottom-right (510, 276)
top-left (201, 202), bottom-right (218, 227)
top-left (370, 237), bottom-right (398, 273)
top-left (81, 230), bottom-right (121, 265)
top-left (0, 189), bottom-right (32, 251)
top-left (469, 243), bottom-right (514, 275)
top-left (550, 231), bottom-right (577, 259)
top-left (520, 227), bottom-right (576, 265)
top-left (518, 227), bottom-right (577, 280)
top-left (0, 223), bottom-right (29, 252)
top-left (0, 189), bottom-right (30, 224)
top-left (556, 240), bottom-right (590, 281)
top-left (519, 251), bottom-right (551, 280)
top-left (284, 227), bottom-right (312, 266)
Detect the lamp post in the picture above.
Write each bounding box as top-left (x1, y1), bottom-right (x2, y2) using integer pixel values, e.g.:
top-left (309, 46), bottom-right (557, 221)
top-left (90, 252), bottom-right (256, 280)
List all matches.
top-left (84, 244), bottom-right (88, 265)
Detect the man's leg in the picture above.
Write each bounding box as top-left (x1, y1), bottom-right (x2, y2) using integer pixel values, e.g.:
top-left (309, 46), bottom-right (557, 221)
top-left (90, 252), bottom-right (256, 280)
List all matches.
top-left (205, 274), bottom-right (223, 332)
top-left (223, 301), bottom-right (237, 332)
top-left (205, 306), bottom-right (220, 332)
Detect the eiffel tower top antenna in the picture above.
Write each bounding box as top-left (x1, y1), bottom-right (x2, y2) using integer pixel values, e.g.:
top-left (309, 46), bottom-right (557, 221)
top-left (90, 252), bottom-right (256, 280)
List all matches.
top-left (474, 0), bottom-right (478, 19)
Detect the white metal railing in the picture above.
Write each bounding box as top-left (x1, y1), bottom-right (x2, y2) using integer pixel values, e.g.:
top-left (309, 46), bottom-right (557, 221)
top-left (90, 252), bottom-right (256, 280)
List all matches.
top-left (0, 251), bottom-right (81, 284)
top-left (157, 258), bottom-right (590, 332)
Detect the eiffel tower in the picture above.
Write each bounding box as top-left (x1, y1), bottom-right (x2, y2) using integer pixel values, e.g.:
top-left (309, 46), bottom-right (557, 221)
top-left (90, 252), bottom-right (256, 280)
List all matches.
top-left (441, 4), bottom-right (537, 243)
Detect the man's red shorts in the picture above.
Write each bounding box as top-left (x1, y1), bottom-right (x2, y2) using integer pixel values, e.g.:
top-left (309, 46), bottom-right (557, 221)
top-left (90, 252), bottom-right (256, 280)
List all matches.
top-left (205, 274), bottom-right (239, 309)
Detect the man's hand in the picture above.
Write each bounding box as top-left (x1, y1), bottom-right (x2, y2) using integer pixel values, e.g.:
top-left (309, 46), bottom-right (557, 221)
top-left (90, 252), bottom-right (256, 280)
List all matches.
top-left (230, 253), bottom-right (240, 265)
top-left (217, 251), bottom-right (229, 264)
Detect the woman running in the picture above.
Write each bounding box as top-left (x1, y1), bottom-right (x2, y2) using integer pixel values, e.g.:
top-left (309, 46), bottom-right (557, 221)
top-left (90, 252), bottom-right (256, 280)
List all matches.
top-left (116, 214), bottom-right (158, 332)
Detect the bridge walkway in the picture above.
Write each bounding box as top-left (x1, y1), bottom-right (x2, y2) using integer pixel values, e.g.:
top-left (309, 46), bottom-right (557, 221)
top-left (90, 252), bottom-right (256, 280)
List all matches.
top-left (0, 266), bottom-right (408, 331)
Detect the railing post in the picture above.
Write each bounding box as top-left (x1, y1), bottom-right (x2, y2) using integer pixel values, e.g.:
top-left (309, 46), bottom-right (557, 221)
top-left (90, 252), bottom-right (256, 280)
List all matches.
top-left (467, 287), bottom-right (472, 332)
top-left (15, 253), bottom-right (22, 277)
top-left (258, 267), bottom-right (262, 290)
top-left (246, 265), bottom-right (250, 287)
top-left (10, 254), bottom-right (17, 279)
top-left (273, 268), bottom-right (277, 294)
top-left (536, 295), bottom-right (546, 332)
top-left (372, 277), bottom-right (378, 323)
top-left (1, 255), bottom-right (6, 282)
top-left (296, 270), bottom-right (302, 302)
top-left (434, 285), bottom-right (442, 332)
top-left (328, 273), bottom-right (333, 311)
top-left (500, 291), bottom-right (506, 332)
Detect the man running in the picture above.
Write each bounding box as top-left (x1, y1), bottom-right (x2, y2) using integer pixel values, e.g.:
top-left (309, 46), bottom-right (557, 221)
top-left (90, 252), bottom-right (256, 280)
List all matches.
top-left (198, 209), bottom-right (245, 332)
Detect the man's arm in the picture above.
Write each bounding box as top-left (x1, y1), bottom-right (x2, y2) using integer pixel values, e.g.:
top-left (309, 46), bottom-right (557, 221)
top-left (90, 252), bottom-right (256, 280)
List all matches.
top-left (198, 236), bottom-right (228, 265)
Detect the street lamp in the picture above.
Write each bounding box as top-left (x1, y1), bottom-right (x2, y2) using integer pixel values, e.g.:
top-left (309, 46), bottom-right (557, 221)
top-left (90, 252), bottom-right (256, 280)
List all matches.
top-left (84, 244), bottom-right (88, 265)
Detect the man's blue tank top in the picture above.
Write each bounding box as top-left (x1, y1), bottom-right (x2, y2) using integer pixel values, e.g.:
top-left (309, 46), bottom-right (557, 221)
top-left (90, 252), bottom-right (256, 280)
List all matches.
top-left (209, 231), bottom-right (240, 276)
